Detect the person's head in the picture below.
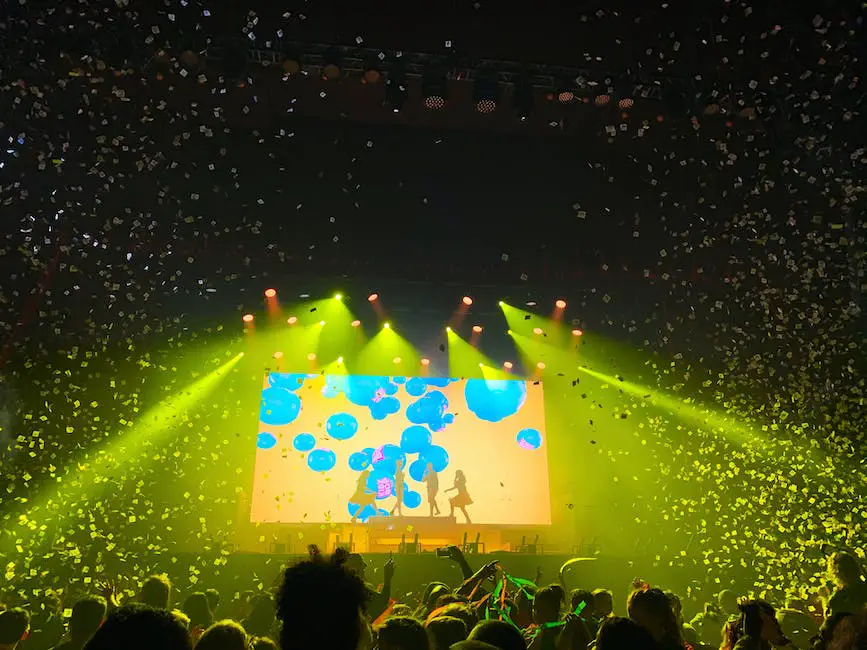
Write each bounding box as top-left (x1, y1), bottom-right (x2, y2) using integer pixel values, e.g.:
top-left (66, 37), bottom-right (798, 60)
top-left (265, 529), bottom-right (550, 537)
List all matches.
top-left (422, 583), bottom-right (450, 612)
top-left (250, 638), bottom-right (279, 650)
top-left (468, 620), bottom-right (526, 650)
top-left (456, 470), bottom-right (465, 481)
top-left (568, 589), bottom-right (593, 620)
top-left (245, 594), bottom-right (275, 636)
top-left (718, 589), bottom-right (739, 616)
top-left (595, 616), bottom-right (656, 650)
top-left (345, 553), bottom-right (368, 581)
top-left (426, 463), bottom-right (434, 472)
top-left (377, 616), bottom-right (428, 650)
top-left (205, 589), bottom-right (221, 614)
top-left (195, 620), bottom-right (247, 650)
top-left (425, 616), bottom-right (467, 650)
top-left (0, 608), bottom-right (30, 649)
top-left (182, 592), bottom-right (213, 629)
top-left (69, 596), bottom-right (107, 642)
top-left (533, 586), bottom-right (564, 624)
top-left (592, 589), bottom-right (614, 617)
top-left (827, 551), bottom-right (863, 589)
top-left (83, 604), bottom-right (192, 650)
top-left (396, 459), bottom-right (404, 471)
top-left (430, 604), bottom-right (476, 634)
top-left (627, 587), bottom-right (682, 646)
top-left (140, 575), bottom-right (172, 610)
top-left (721, 599), bottom-right (782, 650)
top-left (434, 594), bottom-right (467, 610)
top-left (276, 546), bottom-right (370, 650)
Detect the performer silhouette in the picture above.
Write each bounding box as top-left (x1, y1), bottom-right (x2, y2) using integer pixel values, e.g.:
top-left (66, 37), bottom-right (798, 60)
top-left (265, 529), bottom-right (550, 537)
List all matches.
top-left (390, 458), bottom-right (405, 517)
top-left (422, 462), bottom-right (441, 517)
top-left (445, 470), bottom-right (472, 524)
top-left (350, 469), bottom-right (376, 524)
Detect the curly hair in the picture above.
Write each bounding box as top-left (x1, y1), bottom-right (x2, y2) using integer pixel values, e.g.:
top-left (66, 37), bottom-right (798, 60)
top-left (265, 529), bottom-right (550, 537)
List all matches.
top-left (276, 546), bottom-right (369, 650)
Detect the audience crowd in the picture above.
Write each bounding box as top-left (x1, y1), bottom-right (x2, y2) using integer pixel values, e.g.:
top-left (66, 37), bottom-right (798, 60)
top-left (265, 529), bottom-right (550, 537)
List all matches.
top-left (1, 546), bottom-right (864, 650)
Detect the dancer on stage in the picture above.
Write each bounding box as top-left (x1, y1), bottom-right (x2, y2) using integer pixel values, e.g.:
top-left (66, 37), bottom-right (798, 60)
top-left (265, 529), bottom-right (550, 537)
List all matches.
top-left (390, 458), bottom-right (405, 517)
top-left (422, 462), bottom-right (441, 517)
top-left (350, 468), bottom-right (376, 524)
top-left (445, 469), bottom-right (473, 524)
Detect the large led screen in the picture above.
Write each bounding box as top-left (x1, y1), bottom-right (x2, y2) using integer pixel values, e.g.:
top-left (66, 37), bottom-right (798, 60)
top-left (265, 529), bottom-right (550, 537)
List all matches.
top-left (250, 374), bottom-right (551, 525)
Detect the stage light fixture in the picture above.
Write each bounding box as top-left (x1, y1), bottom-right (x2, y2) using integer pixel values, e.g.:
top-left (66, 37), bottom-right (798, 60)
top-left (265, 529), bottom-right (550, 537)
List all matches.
top-left (422, 71), bottom-right (448, 110)
top-left (282, 55), bottom-right (301, 76)
top-left (362, 55), bottom-right (383, 84)
top-left (322, 47), bottom-right (342, 80)
top-left (351, 320), bottom-right (361, 327)
top-left (503, 361), bottom-right (514, 369)
top-left (533, 327), bottom-right (543, 335)
top-left (595, 93), bottom-right (611, 106)
top-left (319, 320), bottom-right (326, 326)
top-left (368, 293), bottom-right (379, 302)
top-left (618, 96), bottom-right (634, 110)
top-left (572, 328), bottom-right (583, 336)
top-left (507, 329), bottom-right (513, 335)
top-left (383, 322), bottom-right (391, 329)
top-left (287, 316), bottom-right (298, 325)
top-left (446, 326), bottom-right (452, 332)
top-left (393, 357), bottom-right (401, 364)
top-left (473, 73), bottom-right (500, 114)
top-left (537, 361), bottom-right (546, 369)
top-left (337, 356), bottom-right (344, 364)
top-left (264, 288), bottom-right (277, 298)
top-left (273, 351), bottom-right (284, 359)
top-left (498, 300), bottom-right (505, 306)
top-left (242, 314), bottom-right (254, 323)
top-left (478, 362), bottom-right (484, 367)
top-left (555, 299), bottom-right (567, 309)
top-left (462, 296), bottom-right (473, 306)
top-left (421, 358), bottom-right (430, 366)
top-left (556, 76), bottom-right (575, 103)
top-left (472, 325), bottom-right (483, 333)
top-left (307, 352), bottom-right (317, 361)
top-left (334, 293), bottom-right (343, 301)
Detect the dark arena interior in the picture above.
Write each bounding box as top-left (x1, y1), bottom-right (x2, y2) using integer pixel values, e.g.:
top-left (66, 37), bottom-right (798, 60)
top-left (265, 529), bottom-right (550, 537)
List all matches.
top-left (0, 1), bottom-right (865, 650)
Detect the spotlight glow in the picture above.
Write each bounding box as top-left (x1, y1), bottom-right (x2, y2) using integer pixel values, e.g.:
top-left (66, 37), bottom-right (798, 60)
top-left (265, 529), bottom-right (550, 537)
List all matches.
top-left (498, 300), bottom-right (505, 306)
top-left (472, 325), bottom-right (483, 333)
top-left (555, 299), bottom-right (567, 309)
top-left (334, 293), bottom-right (343, 301)
top-left (533, 327), bottom-right (543, 335)
top-left (507, 329), bottom-right (513, 335)
top-left (242, 314), bottom-right (254, 323)
top-left (351, 320), bottom-right (361, 328)
top-left (503, 361), bottom-right (513, 369)
top-left (392, 357), bottom-right (401, 364)
top-left (536, 361), bottom-right (546, 369)
top-left (337, 356), bottom-right (344, 364)
top-left (287, 316), bottom-right (298, 325)
top-left (420, 358), bottom-right (430, 366)
top-left (383, 322), bottom-right (391, 329)
top-left (446, 326), bottom-right (452, 333)
top-left (572, 328), bottom-right (584, 336)
top-left (307, 353), bottom-right (317, 361)
top-left (273, 351), bottom-right (284, 359)
top-left (264, 288), bottom-right (277, 298)
top-left (368, 293), bottom-right (379, 302)
top-left (462, 296), bottom-right (473, 306)
top-left (319, 320), bottom-right (326, 326)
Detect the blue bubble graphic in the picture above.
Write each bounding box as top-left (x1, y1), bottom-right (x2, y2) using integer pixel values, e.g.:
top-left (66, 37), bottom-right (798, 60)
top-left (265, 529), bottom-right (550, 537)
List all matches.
top-left (405, 377), bottom-right (427, 397)
top-left (257, 432), bottom-right (277, 449)
top-left (348, 451), bottom-right (372, 471)
top-left (293, 433), bottom-right (316, 452)
top-left (400, 425), bottom-right (433, 454)
top-left (307, 448), bottom-right (337, 472)
top-left (370, 396), bottom-right (401, 420)
top-left (421, 445), bottom-right (450, 472)
top-left (326, 412), bottom-right (359, 440)
top-left (260, 387), bottom-right (302, 425)
top-left (406, 391), bottom-right (453, 432)
top-left (464, 379), bottom-right (527, 422)
top-left (409, 459), bottom-right (428, 482)
top-left (404, 490), bottom-right (422, 509)
top-left (517, 428), bottom-right (543, 450)
top-left (268, 373), bottom-right (310, 392)
top-left (372, 444), bottom-right (406, 475)
top-left (392, 376), bottom-right (407, 384)
top-left (424, 377), bottom-right (455, 388)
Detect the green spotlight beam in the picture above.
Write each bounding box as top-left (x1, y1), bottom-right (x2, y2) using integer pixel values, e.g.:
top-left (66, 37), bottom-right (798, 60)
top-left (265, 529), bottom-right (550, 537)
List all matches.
top-left (355, 325), bottom-right (420, 376)
top-left (3, 352), bottom-right (243, 551)
top-left (447, 329), bottom-right (509, 378)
